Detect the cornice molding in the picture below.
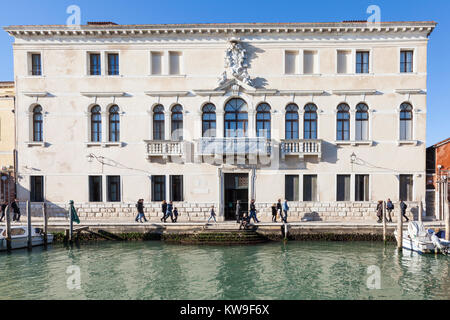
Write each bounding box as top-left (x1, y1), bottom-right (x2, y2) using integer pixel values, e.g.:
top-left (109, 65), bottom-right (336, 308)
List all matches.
top-left (4, 21), bottom-right (437, 38)
top-left (145, 91), bottom-right (190, 97)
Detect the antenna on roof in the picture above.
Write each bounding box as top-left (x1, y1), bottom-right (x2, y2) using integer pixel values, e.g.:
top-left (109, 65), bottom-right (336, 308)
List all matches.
top-left (87, 22), bottom-right (118, 26)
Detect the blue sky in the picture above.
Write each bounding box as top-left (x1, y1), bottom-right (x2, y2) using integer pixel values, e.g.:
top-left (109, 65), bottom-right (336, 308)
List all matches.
top-left (0, 0), bottom-right (448, 146)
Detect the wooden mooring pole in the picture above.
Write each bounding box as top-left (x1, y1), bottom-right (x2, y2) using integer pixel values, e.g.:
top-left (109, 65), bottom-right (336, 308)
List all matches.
top-left (397, 204), bottom-right (403, 250)
top-left (27, 201), bottom-right (32, 250)
top-left (5, 205), bottom-right (11, 252)
top-left (444, 178), bottom-right (449, 241)
top-left (382, 201), bottom-right (387, 243)
top-left (43, 202), bottom-right (48, 246)
top-left (69, 204), bottom-right (73, 243)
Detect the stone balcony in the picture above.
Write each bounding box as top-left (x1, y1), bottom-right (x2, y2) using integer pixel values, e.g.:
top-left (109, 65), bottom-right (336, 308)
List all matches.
top-left (280, 139), bottom-right (322, 159)
top-left (197, 137), bottom-right (272, 156)
top-left (145, 140), bottom-right (184, 159)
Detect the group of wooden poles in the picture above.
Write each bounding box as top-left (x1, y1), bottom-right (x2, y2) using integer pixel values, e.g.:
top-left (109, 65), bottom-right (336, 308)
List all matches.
top-left (3, 201), bottom-right (49, 252)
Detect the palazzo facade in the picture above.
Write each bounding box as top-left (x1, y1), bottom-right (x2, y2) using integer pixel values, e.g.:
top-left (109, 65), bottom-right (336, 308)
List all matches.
top-left (5, 21), bottom-right (436, 221)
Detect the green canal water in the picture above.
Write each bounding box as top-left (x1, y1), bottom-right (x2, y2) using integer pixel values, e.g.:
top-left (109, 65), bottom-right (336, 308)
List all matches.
top-left (0, 241), bottom-right (449, 300)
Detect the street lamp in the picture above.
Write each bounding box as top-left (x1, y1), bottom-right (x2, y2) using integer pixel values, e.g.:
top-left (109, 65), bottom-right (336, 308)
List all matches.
top-left (350, 152), bottom-right (357, 164)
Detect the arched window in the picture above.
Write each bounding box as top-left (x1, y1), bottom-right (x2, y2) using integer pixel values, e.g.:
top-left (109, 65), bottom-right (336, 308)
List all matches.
top-left (337, 103), bottom-right (350, 141)
top-left (224, 98), bottom-right (248, 138)
top-left (33, 105), bottom-right (43, 142)
top-left (256, 103), bottom-right (271, 139)
top-left (153, 105), bottom-right (165, 141)
top-left (285, 104), bottom-right (299, 140)
top-left (202, 104), bottom-right (216, 137)
top-left (355, 103), bottom-right (369, 141)
top-left (109, 105), bottom-right (120, 142)
top-left (171, 104), bottom-right (183, 141)
top-left (304, 103), bottom-right (317, 140)
top-left (400, 103), bottom-right (413, 140)
top-left (91, 105), bottom-right (102, 142)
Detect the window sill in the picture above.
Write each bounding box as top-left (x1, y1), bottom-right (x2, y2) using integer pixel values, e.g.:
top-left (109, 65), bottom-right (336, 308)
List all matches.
top-left (283, 73), bottom-right (322, 77)
top-left (397, 140), bottom-right (418, 146)
top-left (26, 141), bottom-right (46, 147)
top-left (147, 74), bottom-right (187, 78)
top-left (86, 142), bottom-right (124, 148)
top-left (335, 140), bottom-right (374, 146)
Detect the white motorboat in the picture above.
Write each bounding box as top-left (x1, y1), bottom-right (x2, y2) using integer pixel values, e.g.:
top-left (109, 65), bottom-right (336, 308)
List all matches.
top-left (0, 226), bottom-right (54, 251)
top-left (395, 221), bottom-right (450, 255)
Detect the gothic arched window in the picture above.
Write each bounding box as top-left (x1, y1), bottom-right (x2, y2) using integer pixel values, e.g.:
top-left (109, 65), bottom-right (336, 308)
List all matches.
top-left (153, 105), bottom-right (165, 141)
top-left (91, 105), bottom-right (102, 142)
top-left (202, 104), bottom-right (216, 137)
top-left (256, 103), bottom-right (271, 139)
top-left (285, 104), bottom-right (299, 140)
top-left (224, 98), bottom-right (248, 138)
top-left (33, 105), bottom-right (43, 142)
top-left (109, 105), bottom-right (120, 142)
top-left (304, 103), bottom-right (317, 140)
top-left (337, 103), bottom-right (350, 141)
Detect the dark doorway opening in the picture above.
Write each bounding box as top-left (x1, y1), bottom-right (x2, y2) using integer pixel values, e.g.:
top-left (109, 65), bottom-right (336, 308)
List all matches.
top-left (224, 173), bottom-right (249, 221)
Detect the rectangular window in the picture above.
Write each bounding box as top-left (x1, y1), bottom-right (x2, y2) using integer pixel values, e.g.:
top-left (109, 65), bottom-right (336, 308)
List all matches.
top-left (356, 51), bottom-right (369, 74)
top-left (337, 175), bottom-right (350, 201)
top-left (152, 176), bottom-right (166, 202)
top-left (285, 175), bottom-right (299, 201)
top-left (285, 51), bottom-right (299, 74)
top-left (337, 50), bottom-right (351, 74)
top-left (151, 52), bottom-right (163, 75)
top-left (400, 50), bottom-right (413, 73)
top-left (355, 175), bottom-right (369, 201)
top-left (107, 176), bottom-right (121, 202)
top-left (89, 176), bottom-right (103, 202)
top-left (303, 175), bottom-right (317, 202)
top-left (400, 174), bottom-right (413, 201)
top-left (30, 176), bottom-right (44, 202)
top-left (31, 54), bottom-right (42, 76)
top-left (89, 53), bottom-right (101, 76)
top-left (303, 50), bottom-right (318, 74)
top-left (170, 175), bottom-right (184, 202)
top-left (169, 51), bottom-right (182, 75)
top-left (107, 53), bottom-right (119, 75)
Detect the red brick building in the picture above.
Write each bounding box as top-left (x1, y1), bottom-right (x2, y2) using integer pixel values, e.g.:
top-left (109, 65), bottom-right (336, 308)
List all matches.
top-left (426, 138), bottom-right (450, 219)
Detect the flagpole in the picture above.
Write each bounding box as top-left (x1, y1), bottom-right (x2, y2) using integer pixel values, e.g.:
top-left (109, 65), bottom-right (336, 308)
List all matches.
top-left (69, 201), bottom-right (73, 243)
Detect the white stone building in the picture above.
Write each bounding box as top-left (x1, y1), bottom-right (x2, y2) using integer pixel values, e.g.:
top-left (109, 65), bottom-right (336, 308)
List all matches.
top-left (4, 21), bottom-right (436, 221)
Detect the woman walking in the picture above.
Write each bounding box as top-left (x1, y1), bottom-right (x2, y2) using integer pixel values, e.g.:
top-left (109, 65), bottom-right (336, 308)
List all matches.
top-left (376, 200), bottom-right (383, 223)
top-left (208, 205), bottom-right (217, 223)
top-left (135, 199), bottom-right (147, 223)
top-left (271, 203), bottom-right (277, 222)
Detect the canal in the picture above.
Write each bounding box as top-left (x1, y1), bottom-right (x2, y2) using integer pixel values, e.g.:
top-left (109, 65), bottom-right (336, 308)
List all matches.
top-left (0, 241), bottom-right (449, 300)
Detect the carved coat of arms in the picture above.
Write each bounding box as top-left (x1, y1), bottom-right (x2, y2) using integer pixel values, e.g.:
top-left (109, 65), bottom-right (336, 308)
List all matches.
top-left (218, 38), bottom-right (253, 87)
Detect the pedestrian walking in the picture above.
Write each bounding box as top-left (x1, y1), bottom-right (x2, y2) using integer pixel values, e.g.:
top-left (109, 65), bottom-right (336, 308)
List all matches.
top-left (282, 200), bottom-right (289, 223)
top-left (271, 203), bottom-right (277, 222)
top-left (173, 207), bottom-right (179, 223)
top-left (135, 199), bottom-right (147, 223)
top-left (235, 200), bottom-right (241, 224)
top-left (400, 200), bottom-right (409, 222)
top-left (248, 199), bottom-right (259, 223)
top-left (277, 199), bottom-right (282, 221)
top-left (208, 206), bottom-right (217, 223)
top-left (165, 201), bottom-right (174, 223)
top-left (376, 200), bottom-right (383, 223)
top-left (0, 201), bottom-right (7, 222)
top-left (11, 199), bottom-right (20, 222)
top-left (386, 198), bottom-right (394, 222)
top-left (160, 200), bottom-right (167, 222)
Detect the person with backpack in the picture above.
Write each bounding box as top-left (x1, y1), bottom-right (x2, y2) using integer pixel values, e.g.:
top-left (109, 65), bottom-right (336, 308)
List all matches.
top-left (386, 198), bottom-right (394, 223)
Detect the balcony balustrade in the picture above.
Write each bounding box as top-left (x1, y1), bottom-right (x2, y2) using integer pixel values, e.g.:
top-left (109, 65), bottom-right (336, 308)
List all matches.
top-left (280, 139), bottom-right (322, 159)
top-left (145, 140), bottom-right (184, 158)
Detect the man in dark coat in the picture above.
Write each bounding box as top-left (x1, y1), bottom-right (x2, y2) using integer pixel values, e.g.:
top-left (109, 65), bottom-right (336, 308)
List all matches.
top-left (160, 200), bottom-right (167, 222)
top-left (0, 201), bottom-right (7, 222)
top-left (11, 199), bottom-right (20, 222)
top-left (400, 200), bottom-right (409, 222)
top-left (135, 199), bottom-right (147, 223)
top-left (276, 199), bottom-right (282, 221)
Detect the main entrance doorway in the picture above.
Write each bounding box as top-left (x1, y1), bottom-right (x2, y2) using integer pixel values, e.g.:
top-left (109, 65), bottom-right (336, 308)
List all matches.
top-left (224, 173), bottom-right (249, 221)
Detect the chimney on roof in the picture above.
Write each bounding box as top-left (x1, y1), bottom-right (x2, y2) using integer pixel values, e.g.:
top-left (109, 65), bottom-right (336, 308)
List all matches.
top-left (87, 22), bottom-right (118, 26)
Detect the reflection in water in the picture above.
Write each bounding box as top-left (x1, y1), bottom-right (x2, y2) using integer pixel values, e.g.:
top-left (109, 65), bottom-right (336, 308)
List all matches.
top-left (0, 241), bottom-right (449, 300)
